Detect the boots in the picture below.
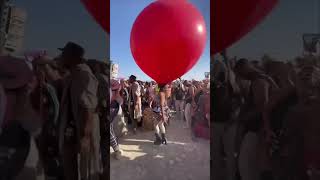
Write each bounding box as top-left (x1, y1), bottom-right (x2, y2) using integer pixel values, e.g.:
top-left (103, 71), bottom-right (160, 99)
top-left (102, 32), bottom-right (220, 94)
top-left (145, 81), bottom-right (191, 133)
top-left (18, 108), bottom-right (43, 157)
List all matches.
top-left (154, 133), bottom-right (162, 145)
top-left (114, 149), bottom-right (122, 160)
top-left (161, 133), bottom-right (167, 145)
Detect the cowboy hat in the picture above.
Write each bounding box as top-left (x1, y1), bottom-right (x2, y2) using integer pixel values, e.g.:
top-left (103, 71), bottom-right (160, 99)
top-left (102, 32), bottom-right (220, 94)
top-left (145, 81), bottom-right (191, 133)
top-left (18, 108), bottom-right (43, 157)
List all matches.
top-left (129, 75), bottom-right (137, 81)
top-left (58, 42), bottom-right (85, 58)
top-left (0, 56), bottom-right (33, 90)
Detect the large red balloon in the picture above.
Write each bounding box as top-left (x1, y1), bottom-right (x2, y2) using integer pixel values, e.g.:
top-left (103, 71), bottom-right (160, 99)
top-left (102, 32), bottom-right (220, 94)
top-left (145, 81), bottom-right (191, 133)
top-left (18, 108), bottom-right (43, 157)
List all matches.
top-left (211, 0), bottom-right (278, 55)
top-left (130, 0), bottom-right (206, 85)
top-left (81, 0), bottom-right (110, 33)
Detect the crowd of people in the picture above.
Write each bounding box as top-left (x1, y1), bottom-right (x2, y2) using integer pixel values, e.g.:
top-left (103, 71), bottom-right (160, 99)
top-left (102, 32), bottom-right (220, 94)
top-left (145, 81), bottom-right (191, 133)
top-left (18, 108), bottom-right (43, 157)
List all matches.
top-left (212, 52), bottom-right (320, 180)
top-left (4, 39), bottom-right (319, 180)
top-left (110, 74), bottom-right (211, 153)
top-left (0, 42), bottom-right (111, 180)
top-left (0, 41), bottom-right (210, 180)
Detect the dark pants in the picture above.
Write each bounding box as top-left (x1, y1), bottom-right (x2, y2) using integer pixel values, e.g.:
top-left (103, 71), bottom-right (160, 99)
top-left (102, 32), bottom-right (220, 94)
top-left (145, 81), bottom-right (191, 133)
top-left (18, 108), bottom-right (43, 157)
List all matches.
top-left (0, 121), bottom-right (30, 180)
top-left (129, 107), bottom-right (138, 129)
top-left (62, 144), bottom-right (78, 180)
top-left (35, 124), bottom-right (64, 180)
top-left (99, 113), bottom-right (109, 169)
top-left (62, 138), bottom-right (100, 180)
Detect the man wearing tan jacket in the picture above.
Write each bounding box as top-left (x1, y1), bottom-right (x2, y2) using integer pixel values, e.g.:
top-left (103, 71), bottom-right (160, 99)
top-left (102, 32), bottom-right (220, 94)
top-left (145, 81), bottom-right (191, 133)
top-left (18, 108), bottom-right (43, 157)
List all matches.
top-left (128, 75), bottom-right (142, 133)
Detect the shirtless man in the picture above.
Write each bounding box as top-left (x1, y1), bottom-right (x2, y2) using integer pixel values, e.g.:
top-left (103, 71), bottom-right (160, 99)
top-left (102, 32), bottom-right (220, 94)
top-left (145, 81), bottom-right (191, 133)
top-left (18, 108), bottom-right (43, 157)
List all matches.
top-left (282, 64), bottom-right (320, 180)
top-left (128, 75), bottom-right (142, 133)
top-left (234, 58), bottom-right (278, 180)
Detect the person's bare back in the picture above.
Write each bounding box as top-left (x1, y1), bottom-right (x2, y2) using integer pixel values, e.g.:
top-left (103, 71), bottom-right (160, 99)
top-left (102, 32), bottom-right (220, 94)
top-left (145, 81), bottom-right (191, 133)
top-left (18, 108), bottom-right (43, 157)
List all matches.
top-left (300, 102), bottom-right (320, 155)
top-left (284, 99), bottom-right (320, 171)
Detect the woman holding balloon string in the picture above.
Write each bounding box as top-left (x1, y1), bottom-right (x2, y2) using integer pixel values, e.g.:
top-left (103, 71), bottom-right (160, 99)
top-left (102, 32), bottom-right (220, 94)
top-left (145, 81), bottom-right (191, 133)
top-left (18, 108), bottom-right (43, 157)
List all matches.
top-left (153, 84), bottom-right (170, 145)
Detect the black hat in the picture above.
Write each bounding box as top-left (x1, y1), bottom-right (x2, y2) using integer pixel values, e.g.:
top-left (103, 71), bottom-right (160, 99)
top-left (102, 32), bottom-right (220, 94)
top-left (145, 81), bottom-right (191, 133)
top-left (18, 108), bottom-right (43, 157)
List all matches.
top-left (129, 75), bottom-right (136, 80)
top-left (58, 42), bottom-right (85, 58)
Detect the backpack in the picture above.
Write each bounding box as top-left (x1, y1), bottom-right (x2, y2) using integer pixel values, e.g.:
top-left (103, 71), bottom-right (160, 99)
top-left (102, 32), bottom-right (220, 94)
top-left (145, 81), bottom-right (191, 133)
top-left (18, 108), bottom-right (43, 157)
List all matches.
top-left (175, 85), bottom-right (184, 100)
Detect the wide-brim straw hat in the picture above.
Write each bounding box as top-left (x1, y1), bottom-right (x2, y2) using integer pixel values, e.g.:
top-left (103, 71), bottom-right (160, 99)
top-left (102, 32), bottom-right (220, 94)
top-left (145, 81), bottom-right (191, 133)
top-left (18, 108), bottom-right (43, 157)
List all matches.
top-left (0, 56), bottom-right (33, 90)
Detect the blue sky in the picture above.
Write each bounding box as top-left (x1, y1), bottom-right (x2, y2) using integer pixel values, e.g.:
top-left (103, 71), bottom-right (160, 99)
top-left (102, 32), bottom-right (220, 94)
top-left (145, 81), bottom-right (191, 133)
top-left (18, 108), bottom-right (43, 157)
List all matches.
top-left (110, 0), bottom-right (210, 81)
top-left (12, 0), bottom-right (108, 60)
top-left (228, 0), bottom-right (318, 60)
top-left (12, 0), bottom-right (316, 77)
